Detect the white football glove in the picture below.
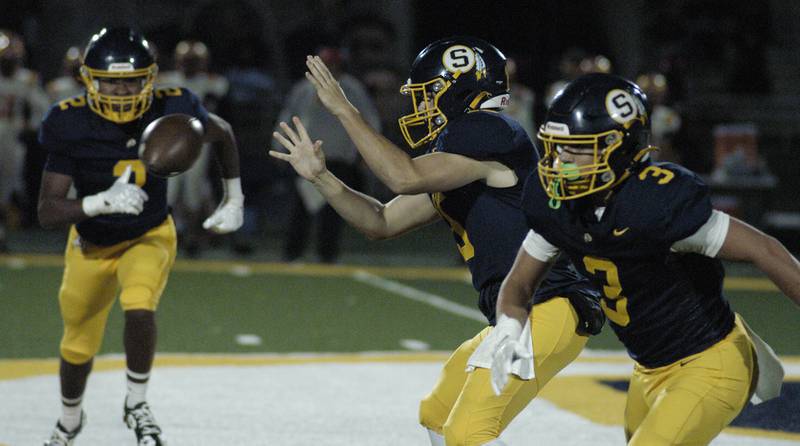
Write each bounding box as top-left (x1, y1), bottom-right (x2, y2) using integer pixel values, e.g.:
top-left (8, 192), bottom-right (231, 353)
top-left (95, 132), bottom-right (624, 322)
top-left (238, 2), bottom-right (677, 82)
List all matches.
top-left (82, 165), bottom-right (149, 217)
top-left (203, 177), bottom-right (244, 234)
top-left (490, 314), bottom-right (531, 396)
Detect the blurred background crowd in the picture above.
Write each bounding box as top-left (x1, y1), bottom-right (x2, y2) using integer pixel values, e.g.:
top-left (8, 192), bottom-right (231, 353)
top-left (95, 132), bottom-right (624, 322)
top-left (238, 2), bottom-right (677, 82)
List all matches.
top-left (1, 0), bottom-right (798, 262)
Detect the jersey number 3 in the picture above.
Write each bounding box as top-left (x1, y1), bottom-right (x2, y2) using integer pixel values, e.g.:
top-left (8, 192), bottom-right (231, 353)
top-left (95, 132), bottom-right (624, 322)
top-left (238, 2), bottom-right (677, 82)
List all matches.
top-left (583, 256), bottom-right (630, 326)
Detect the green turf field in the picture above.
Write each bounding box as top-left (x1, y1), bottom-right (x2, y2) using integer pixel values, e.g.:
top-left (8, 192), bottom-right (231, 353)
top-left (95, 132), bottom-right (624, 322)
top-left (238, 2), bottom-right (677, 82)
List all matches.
top-left (1, 254), bottom-right (797, 359)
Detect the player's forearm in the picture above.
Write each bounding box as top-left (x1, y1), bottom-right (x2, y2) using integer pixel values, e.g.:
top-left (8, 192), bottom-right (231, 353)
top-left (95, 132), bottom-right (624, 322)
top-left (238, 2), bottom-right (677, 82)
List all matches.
top-left (754, 236), bottom-right (800, 306)
top-left (206, 114), bottom-right (240, 178)
top-left (497, 250), bottom-right (553, 324)
top-left (496, 276), bottom-right (534, 325)
top-left (38, 198), bottom-right (88, 228)
top-left (212, 130), bottom-right (240, 179)
top-left (336, 109), bottom-right (419, 194)
top-left (311, 170), bottom-right (392, 240)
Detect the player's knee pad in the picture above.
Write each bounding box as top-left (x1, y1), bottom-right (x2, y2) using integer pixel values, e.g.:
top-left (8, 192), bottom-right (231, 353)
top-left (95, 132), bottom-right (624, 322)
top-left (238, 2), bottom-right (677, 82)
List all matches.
top-left (419, 394), bottom-right (449, 432)
top-left (60, 331), bottom-right (102, 364)
top-left (120, 285), bottom-right (158, 311)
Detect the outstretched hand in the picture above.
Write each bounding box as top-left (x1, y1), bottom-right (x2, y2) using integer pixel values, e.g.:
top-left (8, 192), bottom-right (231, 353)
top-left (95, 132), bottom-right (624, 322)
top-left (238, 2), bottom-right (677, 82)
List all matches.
top-left (305, 55), bottom-right (357, 117)
top-left (269, 116), bottom-right (327, 182)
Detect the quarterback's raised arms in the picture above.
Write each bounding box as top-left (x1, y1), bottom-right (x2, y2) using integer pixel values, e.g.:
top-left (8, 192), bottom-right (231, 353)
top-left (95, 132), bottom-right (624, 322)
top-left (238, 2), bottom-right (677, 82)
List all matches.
top-left (270, 117), bottom-right (440, 240)
top-left (304, 54), bottom-right (515, 195)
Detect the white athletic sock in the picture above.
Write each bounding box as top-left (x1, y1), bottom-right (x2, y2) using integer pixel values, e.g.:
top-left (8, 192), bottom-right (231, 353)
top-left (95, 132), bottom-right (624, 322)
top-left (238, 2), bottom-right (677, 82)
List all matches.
top-left (59, 396), bottom-right (83, 431)
top-left (427, 429), bottom-right (445, 446)
top-left (125, 369), bottom-right (150, 408)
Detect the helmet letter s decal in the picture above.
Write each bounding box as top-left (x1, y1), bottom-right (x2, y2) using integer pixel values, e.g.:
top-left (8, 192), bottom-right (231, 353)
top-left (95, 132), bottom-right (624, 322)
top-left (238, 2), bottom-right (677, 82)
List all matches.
top-left (442, 45), bottom-right (476, 73)
top-left (605, 89), bottom-right (644, 124)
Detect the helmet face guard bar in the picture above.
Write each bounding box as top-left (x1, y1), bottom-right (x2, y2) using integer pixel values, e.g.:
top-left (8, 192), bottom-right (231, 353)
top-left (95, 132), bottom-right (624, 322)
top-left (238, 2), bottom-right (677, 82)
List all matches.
top-left (398, 77), bottom-right (453, 149)
top-left (537, 128), bottom-right (624, 201)
top-left (80, 64), bottom-right (157, 123)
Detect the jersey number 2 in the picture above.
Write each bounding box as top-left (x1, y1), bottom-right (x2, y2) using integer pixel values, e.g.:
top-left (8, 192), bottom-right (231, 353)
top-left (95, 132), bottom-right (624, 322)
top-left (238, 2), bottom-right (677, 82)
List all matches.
top-left (113, 160), bottom-right (147, 187)
top-left (583, 256), bottom-right (630, 327)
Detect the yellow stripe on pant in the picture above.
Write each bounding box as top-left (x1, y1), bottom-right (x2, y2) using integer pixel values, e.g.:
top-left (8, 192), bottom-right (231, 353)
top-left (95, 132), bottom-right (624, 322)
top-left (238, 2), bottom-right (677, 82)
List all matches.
top-left (419, 297), bottom-right (588, 446)
top-left (58, 216), bottom-right (177, 365)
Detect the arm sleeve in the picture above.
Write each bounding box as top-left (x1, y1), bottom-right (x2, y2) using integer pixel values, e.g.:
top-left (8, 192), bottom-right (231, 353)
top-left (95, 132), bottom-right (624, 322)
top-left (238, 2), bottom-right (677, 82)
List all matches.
top-left (521, 229), bottom-right (560, 262)
top-left (670, 210), bottom-right (730, 257)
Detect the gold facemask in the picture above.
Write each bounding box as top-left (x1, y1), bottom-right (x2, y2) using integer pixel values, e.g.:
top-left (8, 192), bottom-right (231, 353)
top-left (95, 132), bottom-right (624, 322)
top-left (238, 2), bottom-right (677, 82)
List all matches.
top-left (80, 63), bottom-right (157, 123)
top-left (397, 76), bottom-right (456, 149)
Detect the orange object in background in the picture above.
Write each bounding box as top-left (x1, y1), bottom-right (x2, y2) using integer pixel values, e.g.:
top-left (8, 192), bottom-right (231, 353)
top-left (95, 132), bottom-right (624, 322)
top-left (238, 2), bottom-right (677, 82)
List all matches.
top-left (712, 123), bottom-right (761, 176)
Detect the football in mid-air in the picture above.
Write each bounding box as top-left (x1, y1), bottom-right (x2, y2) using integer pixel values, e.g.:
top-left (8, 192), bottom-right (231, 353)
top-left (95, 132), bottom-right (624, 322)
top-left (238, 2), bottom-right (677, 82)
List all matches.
top-left (139, 113), bottom-right (204, 177)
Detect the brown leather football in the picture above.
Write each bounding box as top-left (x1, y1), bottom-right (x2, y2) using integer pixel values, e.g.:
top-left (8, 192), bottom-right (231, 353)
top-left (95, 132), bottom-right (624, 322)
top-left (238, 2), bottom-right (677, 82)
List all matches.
top-left (139, 114), bottom-right (204, 177)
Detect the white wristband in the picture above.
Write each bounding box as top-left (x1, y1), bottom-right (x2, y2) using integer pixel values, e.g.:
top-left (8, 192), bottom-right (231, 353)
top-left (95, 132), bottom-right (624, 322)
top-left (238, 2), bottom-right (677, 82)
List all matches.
top-left (222, 177), bottom-right (244, 200)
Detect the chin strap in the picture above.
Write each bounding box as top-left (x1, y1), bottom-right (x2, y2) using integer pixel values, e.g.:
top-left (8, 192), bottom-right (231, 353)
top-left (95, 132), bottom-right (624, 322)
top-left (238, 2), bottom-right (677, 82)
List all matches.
top-left (548, 180), bottom-right (562, 209)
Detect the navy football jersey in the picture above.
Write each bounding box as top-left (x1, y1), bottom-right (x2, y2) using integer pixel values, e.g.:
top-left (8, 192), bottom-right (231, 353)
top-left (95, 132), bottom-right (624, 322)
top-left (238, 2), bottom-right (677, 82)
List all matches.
top-left (521, 161), bottom-right (735, 367)
top-left (427, 111), bottom-right (597, 323)
top-left (40, 87), bottom-right (209, 246)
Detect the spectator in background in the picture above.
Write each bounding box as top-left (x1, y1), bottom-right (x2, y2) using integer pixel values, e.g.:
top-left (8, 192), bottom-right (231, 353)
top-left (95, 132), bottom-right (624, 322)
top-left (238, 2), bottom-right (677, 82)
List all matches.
top-left (159, 40), bottom-right (229, 257)
top-left (342, 13), bottom-right (397, 77)
top-left (501, 56), bottom-right (536, 138)
top-left (45, 46), bottom-right (84, 103)
top-left (544, 49), bottom-right (612, 106)
top-left (218, 39), bottom-right (279, 255)
top-left (276, 46), bottom-right (380, 263)
top-left (636, 71), bottom-right (682, 163)
top-left (342, 14), bottom-right (404, 202)
top-left (544, 47), bottom-right (587, 106)
top-left (360, 64), bottom-right (407, 148)
top-left (0, 29), bottom-right (50, 250)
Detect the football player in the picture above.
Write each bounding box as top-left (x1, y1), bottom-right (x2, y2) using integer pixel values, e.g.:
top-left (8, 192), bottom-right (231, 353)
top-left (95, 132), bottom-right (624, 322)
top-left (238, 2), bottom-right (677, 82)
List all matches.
top-left (271, 37), bottom-right (604, 445)
top-left (486, 73), bottom-right (798, 445)
top-left (39, 27), bottom-right (244, 446)
top-left (158, 40), bottom-right (229, 256)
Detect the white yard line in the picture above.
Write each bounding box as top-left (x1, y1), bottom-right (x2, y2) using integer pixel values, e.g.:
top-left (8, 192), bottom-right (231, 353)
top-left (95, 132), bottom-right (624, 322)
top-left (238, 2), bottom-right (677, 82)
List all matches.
top-left (352, 269), bottom-right (486, 323)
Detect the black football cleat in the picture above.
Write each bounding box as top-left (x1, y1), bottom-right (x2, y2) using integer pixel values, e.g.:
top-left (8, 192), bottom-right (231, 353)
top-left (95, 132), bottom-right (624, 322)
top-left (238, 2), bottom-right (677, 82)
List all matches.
top-left (124, 402), bottom-right (166, 446)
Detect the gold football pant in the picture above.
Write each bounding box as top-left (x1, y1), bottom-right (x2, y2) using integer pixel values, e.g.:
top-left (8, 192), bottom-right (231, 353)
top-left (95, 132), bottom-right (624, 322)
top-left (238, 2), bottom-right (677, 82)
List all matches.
top-left (625, 314), bottom-right (756, 446)
top-left (419, 297), bottom-right (588, 446)
top-left (58, 217), bottom-right (177, 365)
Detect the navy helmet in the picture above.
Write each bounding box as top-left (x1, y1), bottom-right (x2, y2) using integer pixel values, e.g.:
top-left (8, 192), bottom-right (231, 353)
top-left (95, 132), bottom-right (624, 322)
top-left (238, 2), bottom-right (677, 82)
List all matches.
top-left (398, 36), bottom-right (509, 148)
top-left (80, 27), bottom-right (158, 123)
